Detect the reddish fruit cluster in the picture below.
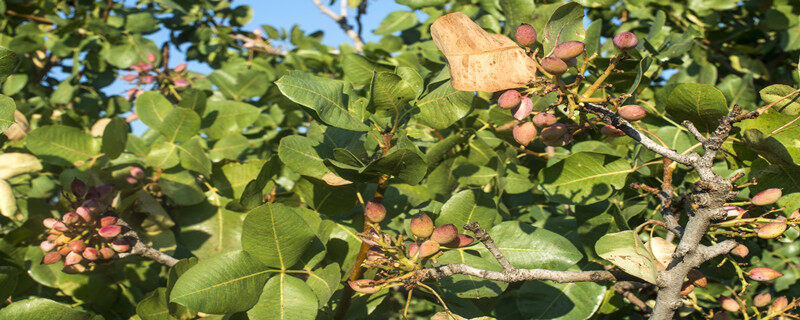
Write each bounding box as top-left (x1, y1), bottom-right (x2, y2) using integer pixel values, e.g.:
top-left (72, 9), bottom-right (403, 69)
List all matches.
top-left (349, 213), bottom-right (475, 294)
top-left (541, 40), bottom-right (586, 76)
top-left (126, 166), bottom-right (146, 185)
top-left (121, 53), bottom-right (191, 101)
top-left (496, 89), bottom-right (572, 148)
top-left (40, 179), bottom-right (129, 273)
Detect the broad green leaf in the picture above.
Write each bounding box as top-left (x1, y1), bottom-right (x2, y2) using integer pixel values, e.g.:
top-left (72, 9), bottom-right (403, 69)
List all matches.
top-left (369, 72), bottom-right (417, 117)
top-left (51, 81), bottom-right (76, 105)
top-left (760, 84), bottom-right (800, 116)
top-left (305, 263), bottom-right (341, 308)
top-left (178, 88), bottom-right (208, 115)
top-left (158, 107), bottom-right (200, 142)
top-left (478, 221), bottom-right (582, 270)
top-left (0, 94), bottom-right (15, 132)
top-left (718, 74), bottom-right (756, 109)
top-left (0, 297), bottom-right (95, 320)
top-left (538, 152), bottom-right (632, 205)
top-left (415, 80), bottom-right (474, 129)
top-left (499, 0), bottom-right (534, 36)
top-left (209, 134), bottom-right (249, 161)
top-left (278, 135), bottom-right (330, 178)
top-left (0, 266), bottom-right (18, 301)
top-left (145, 141), bottom-right (180, 169)
top-left (26, 125), bottom-right (101, 166)
top-left (170, 250), bottom-right (271, 314)
top-left (241, 203), bottom-right (318, 269)
top-left (363, 147), bottom-right (427, 184)
top-left (541, 2), bottom-right (585, 56)
top-left (160, 170), bottom-right (205, 206)
top-left (213, 159), bottom-right (268, 198)
top-left (101, 117), bottom-right (128, 159)
top-left (740, 110), bottom-right (800, 163)
top-left (228, 156), bottom-right (281, 211)
top-left (584, 20), bottom-right (602, 56)
top-left (396, 0), bottom-right (447, 9)
top-left (426, 130), bottom-right (472, 169)
top-left (176, 192), bottom-right (245, 259)
top-left (574, 0), bottom-right (616, 8)
top-left (247, 274), bottom-right (318, 320)
top-left (342, 54), bottom-right (391, 86)
top-left (178, 137), bottom-right (212, 176)
top-left (437, 250), bottom-right (507, 298)
top-left (517, 277), bottom-right (605, 319)
top-left (0, 46), bottom-right (19, 84)
top-left (436, 189), bottom-right (497, 233)
top-left (202, 100), bottom-right (261, 139)
top-left (665, 83), bottom-right (729, 133)
top-left (136, 91), bottom-right (173, 129)
top-left (3, 73), bottom-right (27, 95)
top-left (101, 34), bottom-right (159, 68)
top-left (166, 258), bottom-right (199, 319)
top-left (293, 177), bottom-right (359, 216)
top-left (209, 69), bottom-right (270, 101)
top-left (276, 71), bottom-right (368, 131)
top-left (374, 11), bottom-right (418, 35)
top-left (595, 230), bottom-right (659, 284)
top-left (125, 12), bottom-right (160, 33)
top-left (137, 288), bottom-right (172, 320)
top-left (742, 129), bottom-right (795, 167)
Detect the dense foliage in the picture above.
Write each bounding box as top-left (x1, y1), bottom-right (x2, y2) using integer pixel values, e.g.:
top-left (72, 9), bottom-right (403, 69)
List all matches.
top-left (1, 0), bottom-right (800, 319)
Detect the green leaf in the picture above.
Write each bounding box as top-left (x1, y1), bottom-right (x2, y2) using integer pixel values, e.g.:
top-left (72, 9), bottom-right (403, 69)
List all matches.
top-left (51, 81), bottom-right (76, 105)
top-left (293, 177), bottom-right (359, 216)
top-left (160, 170), bottom-right (205, 206)
top-left (541, 2), bottom-right (585, 56)
top-left (26, 125), bottom-right (101, 166)
top-left (137, 288), bottom-right (172, 320)
top-left (166, 258), bottom-right (199, 319)
top-left (0, 266), bottom-right (18, 301)
top-left (665, 83), bottom-right (729, 133)
top-left (202, 100), bottom-right (261, 139)
top-left (209, 69), bottom-right (270, 101)
top-left (0, 94), bottom-right (15, 133)
top-left (278, 135), bottom-right (330, 179)
top-left (718, 74), bottom-right (756, 109)
top-left (176, 192), bottom-right (245, 259)
top-left (178, 137), bottom-right (212, 176)
top-left (396, 0), bottom-right (447, 9)
top-left (481, 221), bottom-right (582, 269)
top-left (414, 80), bottom-right (474, 129)
top-left (374, 11), bottom-right (418, 35)
top-left (101, 35), bottom-right (159, 68)
top-left (158, 107), bottom-right (200, 142)
top-left (538, 152), bottom-right (632, 205)
top-left (0, 297), bottom-right (95, 320)
top-left (342, 54), bottom-right (391, 86)
top-left (276, 71), bottom-right (368, 131)
top-left (145, 141), bottom-right (180, 169)
top-left (517, 277), bottom-right (605, 319)
top-left (305, 263), bottom-right (341, 308)
top-left (595, 230), bottom-right (659, 284)
top-left (178, 88), bottom-right (208, 115)
top-left (436, 189), bottom-right (497, 233)
top-left (213, 159), bottom-right (268, 198)
top-left (247, 274), bottom-right (319, 320)
top-left (135, 91), bottom-right (173, 129)
top-left (125, 12), bottom-right (160, 33)
top-left (369, 72), bottom-right (417, 117)
top-left (228, 156), bottom-right (281, 211)
top-left (363, 147), bottom-right (427, 184)
top-left (3, 73), bottom-right (28, 95)
top-left (0, 46), bottom-right (19, 84)
top-left (241, 203), bottom-right (318, 269)
top-left (170, 250), bottom-right (271, 314)
top-left (760, 84), bottom-right (800, 116)
top-left (101, 118), bottom-right (128, 159)
top-left (499, 0), bottom-right (535, 36)
top-left (740, 110), bottom-right (800, 163)
top-left (209, 134), bottom-right (249, 161)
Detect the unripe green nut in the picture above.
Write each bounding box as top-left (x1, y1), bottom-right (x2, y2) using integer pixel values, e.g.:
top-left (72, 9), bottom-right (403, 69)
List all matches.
top-left (618, 104), bottom-right (647, 121)
top-left (753, 292), bottom-right (772, 307)
top-left (553, 41), bottom-right (585, 61)
top-left (410, 213), bottom-right (434, 239)
top-left (431, 224), bottom-right (458, 245)
top-left (541, 57), bottom-right (568, 75)
top-left (532, 113), bottom-right (557, 128)
top-left (418, 239), bottom-right (440, 258)
top-left (515, 24), bottom-right (537, 46)
top-left (498, 90), bottom-right (522, 110)
top-left (751, 188), bottom-right (782, 206)
top-left (513, 122), bottom-right (537, 147)
top-left (364, 201), bottom-right (386, 223)
top-left (600, 124), bottom-right (626, 137)
top-left (749, 267), bottom-right (783, 281)
top-left (613, 32), bottom-right (639, 51)
top-left (756, 221), bottom-right (787, 239)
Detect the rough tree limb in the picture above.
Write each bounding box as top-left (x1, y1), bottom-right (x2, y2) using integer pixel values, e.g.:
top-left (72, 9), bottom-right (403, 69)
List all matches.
top-left (311, 0), bottom-right (365, 52)
top-left (116, 218), bottom-right (179, 267)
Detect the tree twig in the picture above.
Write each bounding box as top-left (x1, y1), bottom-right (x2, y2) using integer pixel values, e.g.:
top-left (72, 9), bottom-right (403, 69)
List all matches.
top-left (116, 218), bottom-right (178, 267)
top-left (311, 0), bottom-right (365, 52)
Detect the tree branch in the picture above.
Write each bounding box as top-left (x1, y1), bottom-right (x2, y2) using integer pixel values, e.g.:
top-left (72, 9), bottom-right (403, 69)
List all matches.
top-left (615, 282), bottom-right (652, 313)
top-left (116, 218), bottom-right (178, 267)
top-left (311, 0), bottom-right (365, 52)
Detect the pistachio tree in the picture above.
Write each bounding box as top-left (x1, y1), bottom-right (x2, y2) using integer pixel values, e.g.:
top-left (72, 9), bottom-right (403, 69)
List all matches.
top-left (1, 0), bottom-right (800, 320)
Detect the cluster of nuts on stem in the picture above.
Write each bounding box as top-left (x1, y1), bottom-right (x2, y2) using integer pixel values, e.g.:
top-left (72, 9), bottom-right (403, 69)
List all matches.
top-left (120, 52), bottom-right (190, 101)
top-left (500, 24), bottom-right (648, 148)
top-left (348, 202), bottom-right (474, 294)
top-left (39, 179), bottom-right (130, 273)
